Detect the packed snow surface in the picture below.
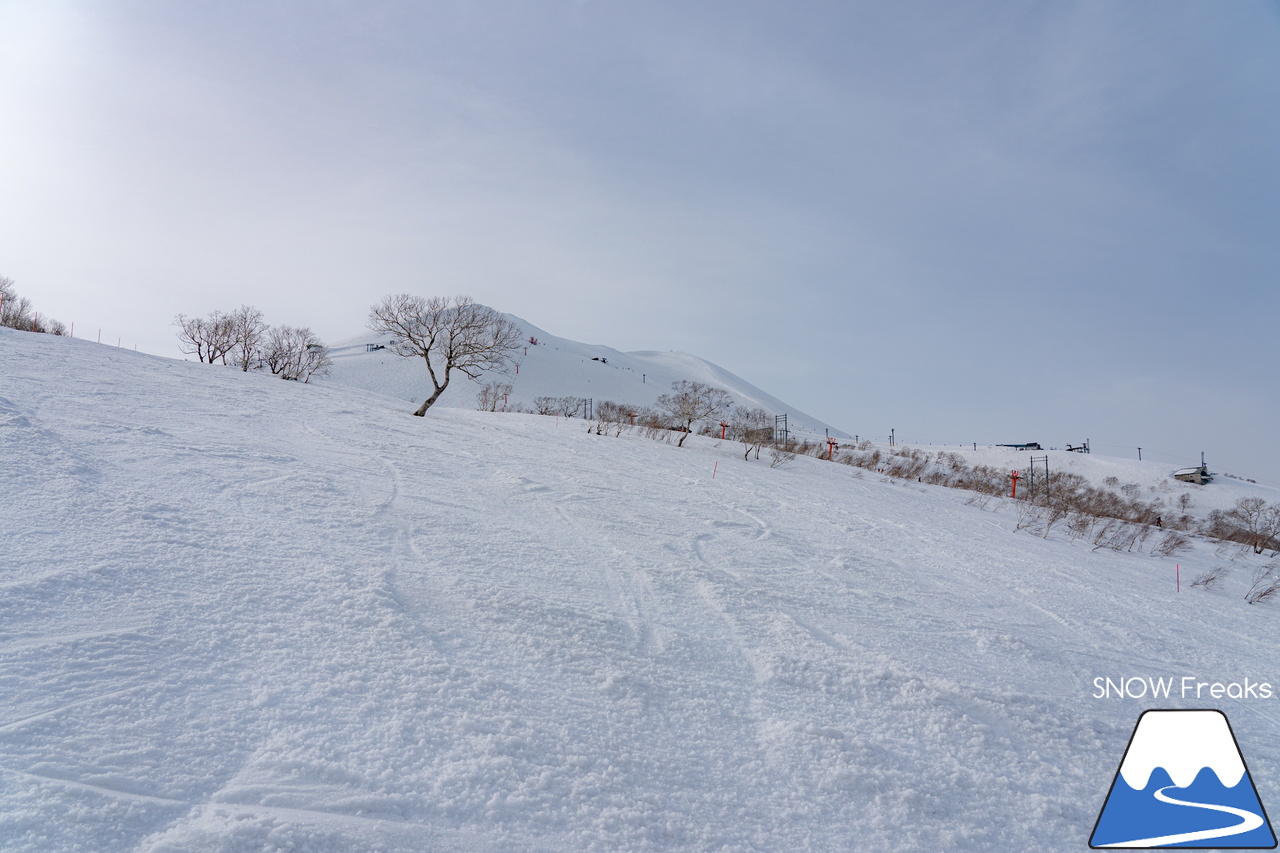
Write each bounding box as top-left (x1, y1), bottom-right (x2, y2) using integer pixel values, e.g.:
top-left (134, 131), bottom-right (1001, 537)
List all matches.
top-left (2, 327), bottom-right (1279, 851)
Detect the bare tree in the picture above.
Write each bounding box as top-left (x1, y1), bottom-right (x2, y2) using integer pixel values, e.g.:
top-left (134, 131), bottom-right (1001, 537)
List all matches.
top-left (532, 396), bottom-right (558, 416)
top-left (175, 310), bottom-right (235, 364)
top-left (476, 381), bottom-right (513, 412)
top-left (656, 380), bottom-right (733, 447)
top-left (368, 294), bottom-right (522, 417)
top-left (730, 406), bottom-right (773, 460)
top-left (555, 396), bottom-right (587, 418)
top-left (227, 305), bottom-right (268, 372)
top-left (264, 325), bottom-right (331, 382)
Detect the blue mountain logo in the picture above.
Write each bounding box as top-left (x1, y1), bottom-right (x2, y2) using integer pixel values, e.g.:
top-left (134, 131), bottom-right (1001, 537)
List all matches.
top-left (1091, 709), bottom-right (1276, 848)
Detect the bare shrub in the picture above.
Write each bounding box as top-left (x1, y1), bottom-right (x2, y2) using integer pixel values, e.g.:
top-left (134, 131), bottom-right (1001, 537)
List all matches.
top-left (964, 493), bottom-right (994, 510)
top-left (594, 400), bottom-right (633, 436)
top-left (1066, 511), bottom-right (1095, 542)
top-left (532, 396), bottom-right (558, 416)
top-left (1039, 503), bottom-right (1069, 538)
top-left (1090, 517), bottom-right (1141, 550)
top-left (884, 448), bottom-right (929, 480)
top-left (1014, 501), bottom-right (1044, 532)
top-left (635, 408), bottom-right (672, 441)
top-left (1190, 565), bottom-right (1230, 590)
top-left (769, 444), bottom-right (797, 468)
top-left (1245, 564), bottom-right (1280, 604)
top-left (1152, 530), bottom-right (1192, 559)
top-left (1091, 519), bottom-right (1121, 551)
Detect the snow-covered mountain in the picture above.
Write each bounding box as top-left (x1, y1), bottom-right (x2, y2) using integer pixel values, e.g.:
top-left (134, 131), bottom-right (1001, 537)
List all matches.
top-left (323, 311), bottom-right (847, 439)
top-left (2, 325), bottom-right (1279, 852)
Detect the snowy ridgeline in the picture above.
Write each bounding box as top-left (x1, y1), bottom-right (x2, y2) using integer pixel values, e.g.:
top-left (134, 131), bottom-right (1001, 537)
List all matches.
top-left (2, 326), bottom-right (1279, 852)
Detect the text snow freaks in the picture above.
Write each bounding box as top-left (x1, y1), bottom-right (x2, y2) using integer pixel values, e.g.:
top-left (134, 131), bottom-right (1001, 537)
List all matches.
top-left (1093, 677), bottom-right (1274, 700)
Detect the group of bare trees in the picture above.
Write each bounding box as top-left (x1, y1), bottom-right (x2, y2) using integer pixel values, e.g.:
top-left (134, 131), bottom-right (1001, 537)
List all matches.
top-left (174, 305), bottom-right (331, 382)
top-left (476, 381), bottom-right (514, 412)
top-left (1, 275), bottom-right (66, 336)
top-left (1207, 498), bottom-right (1280, 555)
top-left (529, 395), bottom-right (590, 418)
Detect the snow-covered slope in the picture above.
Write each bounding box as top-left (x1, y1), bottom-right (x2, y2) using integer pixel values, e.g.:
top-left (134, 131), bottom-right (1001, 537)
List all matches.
top-left (322, 312), bottom-right (846, 439)
top-left (2, 327), bottom-right (1279, 852)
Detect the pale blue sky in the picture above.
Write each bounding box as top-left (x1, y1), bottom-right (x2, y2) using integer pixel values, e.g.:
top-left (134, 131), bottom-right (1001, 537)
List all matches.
top-left (3, 1), bottom-right (1277, 481)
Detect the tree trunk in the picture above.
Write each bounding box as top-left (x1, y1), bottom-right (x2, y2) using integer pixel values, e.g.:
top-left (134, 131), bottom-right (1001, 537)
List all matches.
top-left (413, 378), bottom-right (449, 416)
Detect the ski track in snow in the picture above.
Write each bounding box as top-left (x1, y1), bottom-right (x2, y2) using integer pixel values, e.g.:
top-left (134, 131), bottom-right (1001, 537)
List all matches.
top-left (2, 329), bottom-right (1279, 851)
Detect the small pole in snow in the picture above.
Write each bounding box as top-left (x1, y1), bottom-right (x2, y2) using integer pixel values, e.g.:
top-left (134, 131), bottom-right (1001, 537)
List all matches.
top-left (98, 329), bottom-right (101, 343)
top-left (1138, 447), bottom-right (1142, 461)
top-left (1177, 564), bottom-right (1180, 593)
top-left (712, 461), bottom-right (718, 479)
top-left (720, 421), bottom-right (728, 439)
top-left (70, 322), bottom-right (74, 337)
